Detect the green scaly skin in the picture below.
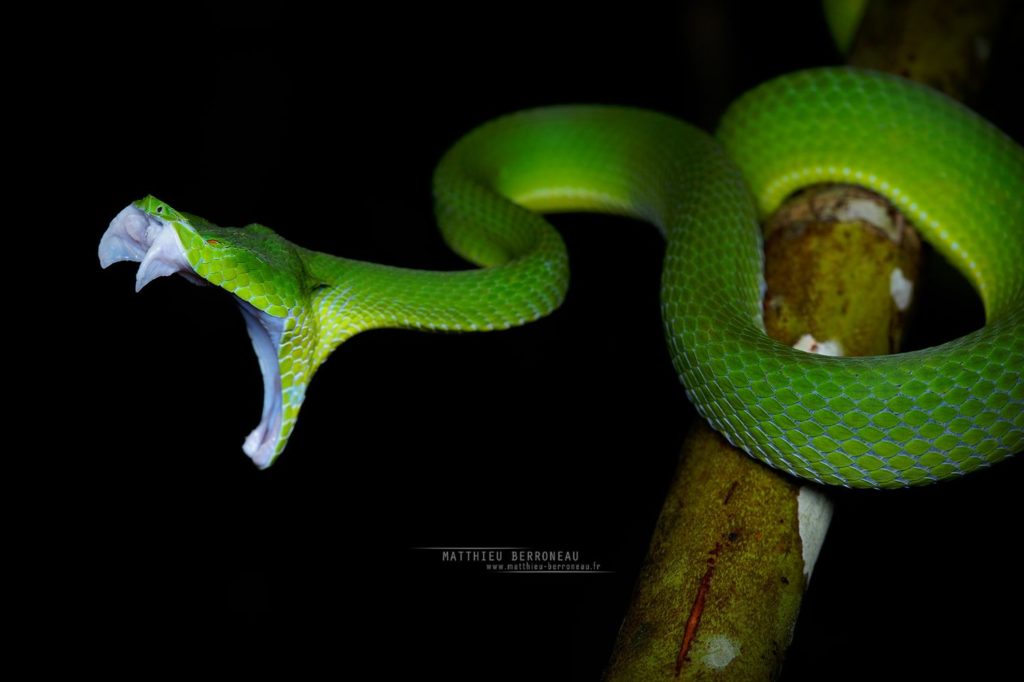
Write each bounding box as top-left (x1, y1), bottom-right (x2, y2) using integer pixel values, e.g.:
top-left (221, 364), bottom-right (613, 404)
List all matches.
top-left (98, 67), bottom-right (1023, 486)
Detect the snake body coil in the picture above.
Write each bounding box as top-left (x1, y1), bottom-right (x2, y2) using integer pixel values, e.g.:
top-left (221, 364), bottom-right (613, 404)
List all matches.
top-left (99, 68), bottom-right (1023, 487)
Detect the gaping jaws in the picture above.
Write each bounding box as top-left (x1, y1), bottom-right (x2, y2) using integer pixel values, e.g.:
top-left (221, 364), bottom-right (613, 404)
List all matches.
top-left (98, 204), bottom-right (286, 468)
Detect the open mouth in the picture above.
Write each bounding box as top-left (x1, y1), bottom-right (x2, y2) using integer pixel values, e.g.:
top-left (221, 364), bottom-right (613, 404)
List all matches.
top-left (98, 204), bottom-right (286, 468)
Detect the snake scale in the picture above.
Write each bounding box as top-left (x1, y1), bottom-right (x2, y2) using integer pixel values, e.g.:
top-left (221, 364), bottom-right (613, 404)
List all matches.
top-left (99, 67), bottom-right (1023, 488)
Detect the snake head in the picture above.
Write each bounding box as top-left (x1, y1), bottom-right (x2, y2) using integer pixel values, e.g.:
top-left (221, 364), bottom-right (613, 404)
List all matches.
top-left (98, 197), bottom-right (317, 469)
top-left (135, 195), bottom-right (186, 223)
top-left (98, 195), bottom-right (203, 291)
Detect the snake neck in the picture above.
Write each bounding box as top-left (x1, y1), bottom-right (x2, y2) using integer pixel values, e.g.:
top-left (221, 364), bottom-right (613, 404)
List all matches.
top-left (296, 245), bottom-right (569, 371)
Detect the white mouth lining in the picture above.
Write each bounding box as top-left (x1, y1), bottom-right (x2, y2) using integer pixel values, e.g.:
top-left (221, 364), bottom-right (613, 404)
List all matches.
top-left (239, 300), bottom-right (285, 467)
top-left (99, 204), bottom-right (286, 468)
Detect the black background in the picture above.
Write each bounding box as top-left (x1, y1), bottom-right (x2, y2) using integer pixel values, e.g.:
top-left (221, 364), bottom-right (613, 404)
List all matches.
top-left (34, 2), bottom-right (1024, 677)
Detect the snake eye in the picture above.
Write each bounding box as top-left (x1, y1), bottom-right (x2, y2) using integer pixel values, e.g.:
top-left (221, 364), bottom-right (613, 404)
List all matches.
top-left (156, 205), bottom-right (164, 214)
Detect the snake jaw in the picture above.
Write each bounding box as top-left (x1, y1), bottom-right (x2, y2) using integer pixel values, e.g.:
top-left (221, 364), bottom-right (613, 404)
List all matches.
top-left (238, 301), bottom-right (286, 468)
top-left (98, 204), bottom-right (206, 289)
top-left (99, 203), bottom-right (292, 469)
top-left (98, 205), bottom-right (151, 266)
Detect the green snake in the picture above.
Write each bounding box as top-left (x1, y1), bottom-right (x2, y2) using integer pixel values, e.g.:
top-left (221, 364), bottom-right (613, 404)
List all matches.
top-left (98, 67), bottom-right (1023, 488)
